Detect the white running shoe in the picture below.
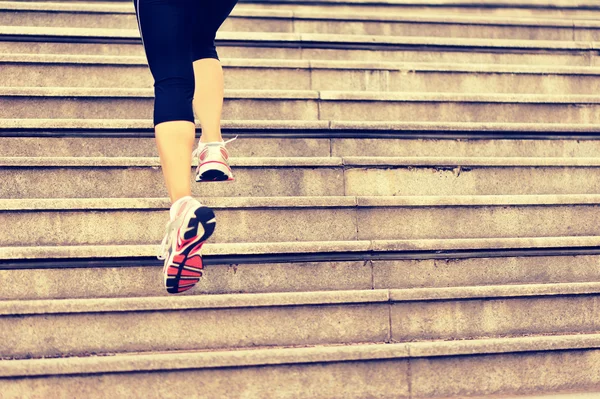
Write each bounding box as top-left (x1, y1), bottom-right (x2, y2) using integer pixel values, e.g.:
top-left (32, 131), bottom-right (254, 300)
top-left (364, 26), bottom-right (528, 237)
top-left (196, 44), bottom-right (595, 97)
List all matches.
top-left (192, 137), bottom-right (237, 182)
top-left (157, 197), bottom-right (216, 294)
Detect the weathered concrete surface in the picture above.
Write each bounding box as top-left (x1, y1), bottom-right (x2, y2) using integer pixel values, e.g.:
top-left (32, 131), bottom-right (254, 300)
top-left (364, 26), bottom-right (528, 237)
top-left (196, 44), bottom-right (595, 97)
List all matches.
top-left (2, 337), bottom-right (600, 398)
top-left (345, 164), bottom-right (600, 196)
top-left (332, 136), bottom-right (600, 158)
top-left (391, 294), bottom-right (600, 341)
top-left (5, 122), bottom-right (600, 158)
top-left (0, 135), bottom-right (330, 158)
top-left (5, 88), bottom-right (600, 123)
top-left (3, 196), bottom-right (600, 245)
top-left (6, 57), bottom-right (600, 95)
top-left (0, 163), bottom-right (344, 198)
top-left (373, 255), bottom-right (600, 289)
top-left (0, 206), bottom-right (357, 245)
top-left (357, 202), bottom-right (600, 241)
top-left (0, 28), bottom-right (596, 66)
top-left (3, 284), bottom-right (600, 357)
top-left (2, 3), bottom-right (598, 42)
top-left (0, 261), bottom-right (373, 300)
top-left (0, 298), bottom-right (390, 358)
top-left (9, 156), bottom-right (600, 198)
top-left (410, 350), bottom-right (600, 398)
top-left (0, 359), bottom-right (410, 399)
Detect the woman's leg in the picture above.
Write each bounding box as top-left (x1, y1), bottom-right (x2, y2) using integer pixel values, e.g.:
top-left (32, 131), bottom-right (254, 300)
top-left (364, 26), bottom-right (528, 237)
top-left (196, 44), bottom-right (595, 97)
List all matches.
top-left (134, 0), bottom-right (196, 203)
top-left (192, 59), bottom-right (224, 144)
top-left (190, 0), bottom-right (239, 144)
top-left (155, 121), bottom-right (195, 203)
top-left (134, 0), bottom-right (217, 294)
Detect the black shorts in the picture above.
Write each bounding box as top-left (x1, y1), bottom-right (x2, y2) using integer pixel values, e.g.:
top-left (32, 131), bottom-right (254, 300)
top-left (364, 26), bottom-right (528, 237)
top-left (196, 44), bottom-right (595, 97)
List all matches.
top-left (133, 0), bottom-right (238, 126)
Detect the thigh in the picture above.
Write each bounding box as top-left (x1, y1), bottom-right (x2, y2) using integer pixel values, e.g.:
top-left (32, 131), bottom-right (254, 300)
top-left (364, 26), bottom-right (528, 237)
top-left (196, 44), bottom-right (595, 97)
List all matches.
top-left (133, 0), bottom-right (195, 81)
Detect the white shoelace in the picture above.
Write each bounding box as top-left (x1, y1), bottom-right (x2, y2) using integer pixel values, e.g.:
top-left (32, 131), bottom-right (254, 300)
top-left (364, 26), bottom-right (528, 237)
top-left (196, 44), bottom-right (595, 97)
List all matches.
top-left (157, 196), bottom-right (194, 260)
top-left (157, 218), bottom-right (178, 260)
top-left (191, 136), bottom-right (238, 161)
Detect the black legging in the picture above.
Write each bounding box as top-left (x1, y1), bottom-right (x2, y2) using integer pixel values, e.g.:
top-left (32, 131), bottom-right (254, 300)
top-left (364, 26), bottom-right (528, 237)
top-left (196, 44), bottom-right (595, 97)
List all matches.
top-left (133, 0), bottom-right (238, 126)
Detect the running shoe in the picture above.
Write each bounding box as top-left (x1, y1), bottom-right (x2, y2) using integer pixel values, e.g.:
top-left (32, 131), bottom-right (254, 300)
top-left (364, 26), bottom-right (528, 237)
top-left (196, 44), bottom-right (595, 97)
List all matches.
top-left (192, 136), bottom-right (237, 182)
top-left (157, 198), bottom-right (216, 294)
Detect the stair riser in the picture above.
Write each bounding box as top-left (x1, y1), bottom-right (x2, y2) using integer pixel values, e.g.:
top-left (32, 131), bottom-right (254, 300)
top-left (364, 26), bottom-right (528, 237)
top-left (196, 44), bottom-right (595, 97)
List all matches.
top-left (5, 63), bottom-right (600, 95)
top-left (1, 205), bottom-right (600, 246)
top-left (0, 13), bottom-right (290, 34)
top-left (3, 360), bottom-right (411, 399)
top-left (0, 350), bottom-right (600, 399)
top-left (3, 96), bottom-right (600, 124)
top-left (410, 349), bottom-right (600, 398)
top-left (3, 137), bottom-right (600, 159)
top-left (345, 166), bottom-right (600, 196)
top-left (376, 256), bottom-right (600, 292)
top-left (3, 166), bottom-right (600, 198)
top-left (0, 304), bottom-right (390, 358)
top-left (0, 137), bottom-right (331, 158)
top-left (2, 349), bottom-right (600, 399)
top-left (392, 295), bottom-right (600, 342)
top-left (0, 41), bottom-right (593, 67)
top-left (4, 256), bottom-right (600, 300)
top-left (2, 294), bottom-right (599, 358)
top-left (0, 261), bottom-right (373, 300)
top-left (0, 167), bottom-right (344, 198)
top-left (333, 138), bottom-right (600, 158)
top-left (0, 96), bottom-right (318, 121)
top-left (237, 4), bottom-right (600, 20)
top-left (0, 208), bottom-right (357, 245)
top-left (8, 1), bottom-right (600, 19)
top-left (359, 205), bottom-right (600, 241)
top-left (1, 11), bottom-right (595, 41)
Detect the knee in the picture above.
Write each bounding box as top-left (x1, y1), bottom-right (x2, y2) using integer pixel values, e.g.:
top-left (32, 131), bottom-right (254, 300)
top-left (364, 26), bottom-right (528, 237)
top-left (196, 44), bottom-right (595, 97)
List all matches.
top-left (153, 76), bottom-right (195, 126)
top-left (192, 38), bottom-right (219, 61)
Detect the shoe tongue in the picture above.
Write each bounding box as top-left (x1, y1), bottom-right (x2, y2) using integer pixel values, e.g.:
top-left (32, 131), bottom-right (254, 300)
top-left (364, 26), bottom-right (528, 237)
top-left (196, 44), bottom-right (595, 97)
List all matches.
top-left (170, 196), bottom-right (193, 220)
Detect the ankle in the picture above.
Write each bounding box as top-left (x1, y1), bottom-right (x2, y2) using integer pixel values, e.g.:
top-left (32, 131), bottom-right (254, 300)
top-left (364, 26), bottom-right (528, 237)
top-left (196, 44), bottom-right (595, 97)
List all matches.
top-left (199, 131), bottom-right (223, 144)
top-left (170, 195), bottom-right (193, 220)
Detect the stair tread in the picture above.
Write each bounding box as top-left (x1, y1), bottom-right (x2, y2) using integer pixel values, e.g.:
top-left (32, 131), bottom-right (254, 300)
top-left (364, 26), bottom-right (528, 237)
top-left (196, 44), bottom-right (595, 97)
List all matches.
top-left (5, 86), bottom-right (600, 103)
top-left (5, 155), bottom-right (600, 167)
top-left (2, 235), bottom-right (599, 260)
top-left (3, 87), bottom-right (600, 104)
top-left (1, 333), bottom-right (599, 377)
top-left (4, 55), bottom-right (600, 76)
top-left (1, 0), bottom-right (598, 28)
top-left (0, 25), bottom-right (593, 50)
top-left (3, 118), bottom-right (600, 133)
top-left (3, 282), bottom-right (600, 315)
top-left (1, 194), bottom-right (600, 210)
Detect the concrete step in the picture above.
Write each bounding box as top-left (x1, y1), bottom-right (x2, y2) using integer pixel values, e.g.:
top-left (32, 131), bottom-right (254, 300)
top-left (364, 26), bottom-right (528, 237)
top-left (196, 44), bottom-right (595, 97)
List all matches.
top-left (0, 26), bottom-right (596, 66)
top-left (3, 236), bottom-right (600, 300)
top-left (4, 55), bottom-right (600, 95)
top-left (242, 0), bottom-right (600, 22)
top-left (470, 393), bottom-right (600, 399)
top-left (2, 283), bottom-right (600, 359)
top-left (5, 156), bottom-right (600, 198)
top-left (2, 334), bottom-right (600, 398)
top-left (3, 119), bottom-right (600, 159)
top-left (2, 195), bottom-right (600, 246)
top-left (235, 1), bottom-right (600, 21)
top-left (1, 2), bottom-right (599, 41)
top-left (1, 334), bottom-right (600, 399)
top-left (3, 87), bottom-right (600, 124)
top-left (20, 0), bottom-right (600, 20)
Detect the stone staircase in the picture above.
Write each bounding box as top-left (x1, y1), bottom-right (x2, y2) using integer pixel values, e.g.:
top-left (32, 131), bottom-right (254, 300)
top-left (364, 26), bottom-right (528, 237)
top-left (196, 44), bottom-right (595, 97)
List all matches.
top-left (2, 0), bottom-right (600, 398)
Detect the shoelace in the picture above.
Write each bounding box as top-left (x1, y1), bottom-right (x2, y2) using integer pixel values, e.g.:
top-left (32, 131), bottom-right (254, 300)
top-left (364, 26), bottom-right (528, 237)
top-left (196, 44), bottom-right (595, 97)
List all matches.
top-left (157, 217), bottom-right (178, 260)
top-left (158, 197), bottom-right (194, 260)
top-left (191, 136), bottom-right (238, 161)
